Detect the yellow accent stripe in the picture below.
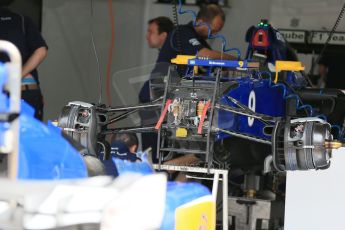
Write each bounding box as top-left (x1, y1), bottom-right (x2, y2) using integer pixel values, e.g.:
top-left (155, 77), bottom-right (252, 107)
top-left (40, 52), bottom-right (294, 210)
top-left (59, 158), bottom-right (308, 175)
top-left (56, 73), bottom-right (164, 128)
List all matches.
top-left (171, 55), bottom-right (196, 65)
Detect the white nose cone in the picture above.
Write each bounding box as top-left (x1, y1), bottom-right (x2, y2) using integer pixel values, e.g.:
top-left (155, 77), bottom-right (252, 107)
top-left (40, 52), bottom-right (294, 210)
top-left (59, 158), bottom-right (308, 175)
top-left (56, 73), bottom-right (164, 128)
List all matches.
top-left (101, 174), bottom-right (167, 230)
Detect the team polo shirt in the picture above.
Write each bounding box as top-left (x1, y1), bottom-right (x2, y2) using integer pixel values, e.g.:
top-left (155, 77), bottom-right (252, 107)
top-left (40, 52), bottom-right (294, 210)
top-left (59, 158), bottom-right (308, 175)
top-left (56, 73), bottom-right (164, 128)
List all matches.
top-left (156, 21), bottom-right (211, 63)
top-left (100, 141), bottom-right (139, 177)
top-left (0, 8), bottom-right (47, 83)
top-left (139, 22), bottom-right (211, 103)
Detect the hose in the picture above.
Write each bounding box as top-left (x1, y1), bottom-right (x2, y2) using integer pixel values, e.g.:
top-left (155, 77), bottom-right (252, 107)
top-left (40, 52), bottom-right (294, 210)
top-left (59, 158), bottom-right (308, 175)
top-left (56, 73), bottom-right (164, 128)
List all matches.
top-left (259, 71), bottom-right (344, 140)
top-left (90, 0), bottom-right (103, 104)
top-left (309, 3), bottom-right (345, 76)
top-left (106, 0), bottom-right (116, 105)
top-left (176, 0), bottom-right (241, 60)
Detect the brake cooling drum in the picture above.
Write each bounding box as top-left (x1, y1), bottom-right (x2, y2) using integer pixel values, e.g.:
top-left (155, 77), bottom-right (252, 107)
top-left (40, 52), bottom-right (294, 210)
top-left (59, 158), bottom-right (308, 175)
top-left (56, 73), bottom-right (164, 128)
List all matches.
top-left (272, 119), bottom-right (332, 171)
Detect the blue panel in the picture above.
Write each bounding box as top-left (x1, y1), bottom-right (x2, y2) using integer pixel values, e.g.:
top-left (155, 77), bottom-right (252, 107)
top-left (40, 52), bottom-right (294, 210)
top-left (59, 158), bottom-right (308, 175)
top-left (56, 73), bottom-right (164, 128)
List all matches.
top-left (161, 182), bottom-right (211, 230)
top-left (218, 77), bottom-right (285, 140)
top-left (188, 58), bottom-right (251, 69)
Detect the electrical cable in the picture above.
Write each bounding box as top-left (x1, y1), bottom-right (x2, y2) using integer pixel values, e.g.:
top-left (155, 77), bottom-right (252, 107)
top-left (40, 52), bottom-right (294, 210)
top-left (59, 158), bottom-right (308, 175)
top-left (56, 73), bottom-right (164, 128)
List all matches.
top-left (260, 71), bottom-right (344, 140)
top-left (106, 0), bottom-right (116, 105)
top-left (251, 56), bottom-right (339, 137)
top-left (90, 0), bottom-right (103, 104)
top-left (172, 0), bottom-right (186, 76)
top-left (172, 0), bottom-right (182, 54)
top-left (260, 71), bottom-right (315, 116)
top-left (308, 3), bottom-right (345, 76)
top-left (311, 3), bottom-right (345, 140)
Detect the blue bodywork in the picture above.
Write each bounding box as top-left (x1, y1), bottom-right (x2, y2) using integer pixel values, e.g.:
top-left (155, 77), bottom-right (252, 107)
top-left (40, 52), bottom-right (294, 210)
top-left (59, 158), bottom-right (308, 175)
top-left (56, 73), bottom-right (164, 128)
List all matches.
top-left (182, 56), bottom-right (327, 142)
top-left (113, 159), bottom-right (211, 230)
top-left (0, 63), bottom-right (88, 180)
top-left (218, 76), bottom-right (286, 140)
top-left (183, 57), bottom-right (309, 142)
top-left (162, 182), bottom-right (210, 230)
top-left (175, 2), bottom-right (324, 143)
top-left (18, 110), bottom-right (88, 179)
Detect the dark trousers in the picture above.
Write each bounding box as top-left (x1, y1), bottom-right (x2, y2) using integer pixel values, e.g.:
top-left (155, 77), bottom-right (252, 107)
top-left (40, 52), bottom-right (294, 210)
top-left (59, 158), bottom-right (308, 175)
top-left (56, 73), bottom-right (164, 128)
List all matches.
top-left (139, 107), bottom-right (160, 163)
top-left (141, 132), bottom-right (158, 163)
top-left (21, 89), bottom-right (44, 121)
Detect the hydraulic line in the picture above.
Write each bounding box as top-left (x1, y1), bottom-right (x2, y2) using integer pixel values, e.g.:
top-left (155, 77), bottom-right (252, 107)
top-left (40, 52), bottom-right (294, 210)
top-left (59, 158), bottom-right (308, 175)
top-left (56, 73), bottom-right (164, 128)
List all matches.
top-left (90, 0), bottom-right (103, 104)
top-left (316, 3), bottom-right (345, 66)
top-left (309, 3), bottom-right (345, 76)
top-left (176, 0), bottom-right (241, 59)
top-left (259, 71), bottom-right (344, 140)
top-left (106, 0), bottom-right (116, 105)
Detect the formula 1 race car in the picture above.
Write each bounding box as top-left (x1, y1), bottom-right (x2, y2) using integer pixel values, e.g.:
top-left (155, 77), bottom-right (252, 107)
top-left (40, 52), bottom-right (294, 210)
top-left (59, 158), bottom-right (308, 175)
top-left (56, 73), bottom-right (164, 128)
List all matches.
top-left (56, 17), bottom-right (345, 229)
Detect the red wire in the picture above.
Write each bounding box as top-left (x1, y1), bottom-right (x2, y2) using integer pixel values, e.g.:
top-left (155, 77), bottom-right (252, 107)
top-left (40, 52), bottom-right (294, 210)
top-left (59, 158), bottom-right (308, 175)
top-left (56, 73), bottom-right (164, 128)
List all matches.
top-left (198, 101), bottom-right (211, 134)
top-left (106, 0), bottom-right (115, 105)
top-left (155, 99), bottom-right (172, 130)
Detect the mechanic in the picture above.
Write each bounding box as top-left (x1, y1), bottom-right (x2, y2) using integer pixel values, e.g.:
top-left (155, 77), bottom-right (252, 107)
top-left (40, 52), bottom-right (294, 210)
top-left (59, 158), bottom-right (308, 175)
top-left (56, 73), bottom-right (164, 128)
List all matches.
top-left (100, 133), bottom-right (141, 177)
top-left (143, 4), bottom-right (234, 99)
top-left (139, 16), bottom-right (174, 163)
top-left (314, 58), bottom-right (329, 88)
top-left (146, 16), bottom-right (174, 50)
top-left (0, 0), bottom-right (48, 120)
top-left (157, 4), bottom-right (236, 64)
top-left (153, 4), bottom-right (234, 168)
top-left (139, 16), bottom-right (174, 103)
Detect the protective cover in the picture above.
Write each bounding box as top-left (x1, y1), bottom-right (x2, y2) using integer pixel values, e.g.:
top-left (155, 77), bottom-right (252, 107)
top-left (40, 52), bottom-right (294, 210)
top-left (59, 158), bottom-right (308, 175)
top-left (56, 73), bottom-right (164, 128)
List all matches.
top-left (0, 62), bottom-right (87, 180)
top-left (162, 182), bottom-right (212, 230)
top-left (112, 158), bottom-right (212, 230)
top-left (114, 158), bottom-right (153, 176)
top-left (18, 105), bottom-right (88, 179)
